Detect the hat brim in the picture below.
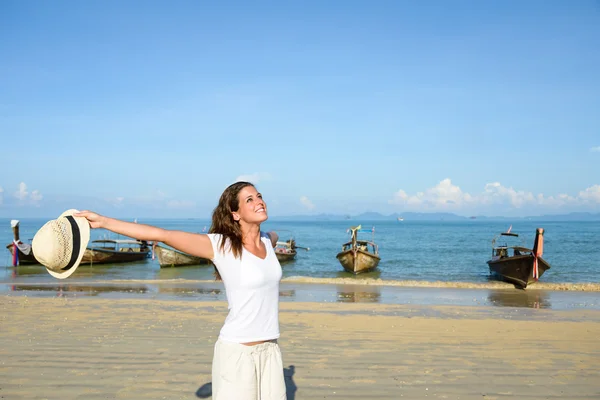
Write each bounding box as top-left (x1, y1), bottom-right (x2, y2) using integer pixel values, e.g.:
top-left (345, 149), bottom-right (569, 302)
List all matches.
top-left (45, 209), bottom-right (90, 279)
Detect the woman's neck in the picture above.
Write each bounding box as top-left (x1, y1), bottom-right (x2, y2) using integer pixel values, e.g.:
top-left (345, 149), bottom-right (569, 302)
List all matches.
top-left (240, 223), bottom-right (261, 246)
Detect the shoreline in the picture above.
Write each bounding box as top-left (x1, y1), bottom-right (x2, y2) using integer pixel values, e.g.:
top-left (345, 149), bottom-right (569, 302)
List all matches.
top-left (2, 279), bottom-right (600, 311)
top-left (2, 296), bottom-right (599, 399)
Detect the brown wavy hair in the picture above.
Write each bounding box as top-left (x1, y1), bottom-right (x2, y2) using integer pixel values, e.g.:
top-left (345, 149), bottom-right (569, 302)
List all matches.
top-left (208, 181), bottom-right (254, 280)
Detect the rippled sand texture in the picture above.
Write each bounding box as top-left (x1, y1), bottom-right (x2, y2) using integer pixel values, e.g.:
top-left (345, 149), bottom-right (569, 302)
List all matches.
top-left (2, 296), bottom-right (599, 399)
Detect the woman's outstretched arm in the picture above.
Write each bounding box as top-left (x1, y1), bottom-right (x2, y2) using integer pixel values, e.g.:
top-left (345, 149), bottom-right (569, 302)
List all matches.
top-left (76, 211), bottom-right (214, 259)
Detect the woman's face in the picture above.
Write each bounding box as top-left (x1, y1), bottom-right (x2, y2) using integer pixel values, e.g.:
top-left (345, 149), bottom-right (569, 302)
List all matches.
top-left (233, 185), bottom-right (268, 224)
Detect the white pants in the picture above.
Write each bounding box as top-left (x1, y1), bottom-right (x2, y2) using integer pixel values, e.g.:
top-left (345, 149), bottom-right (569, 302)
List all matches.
top-left (212, 339), bottom-right (286, 400)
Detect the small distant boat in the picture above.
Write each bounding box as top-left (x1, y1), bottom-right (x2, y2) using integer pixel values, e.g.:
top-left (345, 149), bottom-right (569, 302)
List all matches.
top-left (397, 217), bottom-right (404, 222)
top-left (275, 240), bottom-right (297, 262)
top-left (5, 220), bottom-right (38, 265)
top-left (336, 225), bottom-right (380, 274)
top-left (273, 232), bottom-right (309, 263)
top-left (81, 239), bottom-right (151, 264)
top-left (153, 243), bottom-right (211, 268)
top-left (486, 227), bottom-right (551, 289)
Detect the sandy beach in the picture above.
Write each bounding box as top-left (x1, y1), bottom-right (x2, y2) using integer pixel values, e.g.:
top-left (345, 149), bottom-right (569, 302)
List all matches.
top-left (1, 295), bottom-right (599, 400)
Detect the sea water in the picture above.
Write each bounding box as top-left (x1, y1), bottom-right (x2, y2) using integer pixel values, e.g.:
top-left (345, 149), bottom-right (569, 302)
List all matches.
top-left (1, 218), bottom-right (599, 285)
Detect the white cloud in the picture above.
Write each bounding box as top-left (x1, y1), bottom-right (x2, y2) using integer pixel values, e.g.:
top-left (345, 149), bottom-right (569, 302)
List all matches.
top-left (235, 173), bottom-right (271, 184)
top-left (590, 146), bottom-right (600, 153)
top-left (480, 182), bottom-right (536, 208)
top-left (299, 195), bottom-right (315, 210)
top-left (14, 182), bottom-right (28, 201)
top-left (390, 179), bottom-right (473, 209)
top-left (30, 190), bottom-right (43, 206)
top-left (578, 184), bottom-right (600, 203)
top-left (390, 180), bottom-right (600, 212)
top-left (10, 182), bottom-right (43, 206)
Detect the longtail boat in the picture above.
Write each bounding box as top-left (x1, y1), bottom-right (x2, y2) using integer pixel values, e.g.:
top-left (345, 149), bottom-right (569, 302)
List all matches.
top-left (5, 220), bottom-right (38, 265)
top-left (80, 239), bottom-right (151, 264)
top-left (336, 225), bottom-right (380, 274)
top-left (275, 239), bottom-right (298, 263)
top-left (275, 239), bottom-right (297, 263)
top-left (486, 227), bottom-right (551, 289)
top-left (272, 231), bottom-right (309, 264)
top-left (153, 243), bottom-right (211, 268)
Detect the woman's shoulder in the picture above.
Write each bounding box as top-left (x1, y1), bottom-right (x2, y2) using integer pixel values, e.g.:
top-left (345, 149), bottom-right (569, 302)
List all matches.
top-left (206, 232), bottom-right (223, 242)
top-left (206, 233), bottom-right (230, 251)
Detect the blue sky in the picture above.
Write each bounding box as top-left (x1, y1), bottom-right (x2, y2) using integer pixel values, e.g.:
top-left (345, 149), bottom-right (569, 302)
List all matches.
top-left (1, 0), bottom-right (599, 218)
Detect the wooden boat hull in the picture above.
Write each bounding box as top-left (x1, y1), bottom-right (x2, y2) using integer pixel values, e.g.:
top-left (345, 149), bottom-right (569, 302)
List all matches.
top-left (336, 249), bottom-right (380, 274)
top-left (6, 243), bottom-right (39, 265)
top-left (487, 255), bottom-right (551, 289)
top-left (80, 248), bottom-right (150, 264)
top-left (154, 245), bottom-right (211, 268)
top-left (275, 249), bottom-right (297, 263)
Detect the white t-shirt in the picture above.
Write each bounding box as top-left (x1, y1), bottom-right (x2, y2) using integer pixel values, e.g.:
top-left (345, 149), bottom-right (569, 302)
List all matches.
top-left (207, 232), bottom-right (282, 343)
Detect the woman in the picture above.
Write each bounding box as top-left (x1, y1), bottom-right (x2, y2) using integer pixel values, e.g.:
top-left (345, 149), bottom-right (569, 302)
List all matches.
top-left (76, 181), bottom-right (286, 400)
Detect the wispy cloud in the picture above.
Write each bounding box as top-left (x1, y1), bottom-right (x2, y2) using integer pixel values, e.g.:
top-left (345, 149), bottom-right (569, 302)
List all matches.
top-left (30, 190), bottom-right (43, 203)
top-left (235, 172), bottom-right (272, 184)
top-left (390, 179), bottom-right (473, 208)
top-left (299, 195), bottom-right (315, 210)
top-left (390, 179), bottom-right (600, 212)
top-left (14, 182), bottom-right (28, 201)
top-left (11, 182), bottom-right (43, 206)
top-left (578, 184), bottom-right (600, 203)
top-left (590, 146), bottom-right (600, 153)
top-left (0, 186), bottom-right (4, 205)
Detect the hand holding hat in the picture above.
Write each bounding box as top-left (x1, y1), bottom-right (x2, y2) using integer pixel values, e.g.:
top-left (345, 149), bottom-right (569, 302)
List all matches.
top-left (74, 210), bottom-right (106, 229)
top-left (32, 209), bottom-right (91, 279)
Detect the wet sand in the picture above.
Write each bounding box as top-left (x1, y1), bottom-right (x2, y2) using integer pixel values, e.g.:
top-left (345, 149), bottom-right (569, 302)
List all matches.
top-left (4, 279), bottom-right (600, 310)
top-left (2, 296), bottom-right (599, 399)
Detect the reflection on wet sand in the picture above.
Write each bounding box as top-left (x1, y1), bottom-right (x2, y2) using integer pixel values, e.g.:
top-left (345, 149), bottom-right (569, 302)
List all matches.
top-left (158, 286), bottom-right (222, 298)
top-left (279, 290), bottom-right (296, 298)
top-left (7, 283), bottom-right (298, 302)
top-left (336, 285), bottom-right (381, 303)
top-left (10, 284), bottom-right (150, 297)
top-left (487, 289), bottom-right (551, 309)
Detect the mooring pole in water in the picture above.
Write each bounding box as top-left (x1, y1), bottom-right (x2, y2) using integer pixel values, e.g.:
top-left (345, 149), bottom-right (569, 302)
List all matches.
top-left (10, 220), bottom-right (20, 266)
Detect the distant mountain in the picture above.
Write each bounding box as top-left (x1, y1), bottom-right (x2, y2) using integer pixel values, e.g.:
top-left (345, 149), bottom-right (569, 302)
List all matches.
top-left (525, 212), bottom-right (600, 221)
top-left (350, 211), bottom-right (467, 221)
top-left (271, 211), bottom-right (600, 222)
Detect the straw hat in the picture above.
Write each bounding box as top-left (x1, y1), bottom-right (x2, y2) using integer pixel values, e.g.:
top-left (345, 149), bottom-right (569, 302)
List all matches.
top-left (32, 209), bottom-right (90, 279)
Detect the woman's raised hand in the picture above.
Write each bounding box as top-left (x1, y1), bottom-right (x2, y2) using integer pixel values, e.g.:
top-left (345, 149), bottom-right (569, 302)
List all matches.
top-left (75, 210), bottom-right (106, 229)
